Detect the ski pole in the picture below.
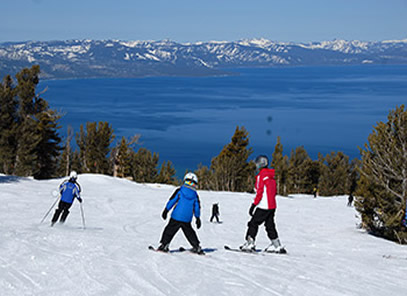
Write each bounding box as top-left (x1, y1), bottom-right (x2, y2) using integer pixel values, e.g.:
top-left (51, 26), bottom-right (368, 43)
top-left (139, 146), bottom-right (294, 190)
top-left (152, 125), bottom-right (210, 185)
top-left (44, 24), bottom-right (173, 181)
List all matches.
top-left (40, 196), bottom-right (60, 223)
top-left (79, 202), bottom-right (86, 230)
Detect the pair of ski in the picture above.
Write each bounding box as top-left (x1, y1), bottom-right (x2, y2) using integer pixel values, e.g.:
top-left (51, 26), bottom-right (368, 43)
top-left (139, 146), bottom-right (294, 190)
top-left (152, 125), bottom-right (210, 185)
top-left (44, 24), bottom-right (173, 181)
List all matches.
top-left (148, 245), bottom-right (205, 255)
top-left (224, 245), bottom-right (287, 255)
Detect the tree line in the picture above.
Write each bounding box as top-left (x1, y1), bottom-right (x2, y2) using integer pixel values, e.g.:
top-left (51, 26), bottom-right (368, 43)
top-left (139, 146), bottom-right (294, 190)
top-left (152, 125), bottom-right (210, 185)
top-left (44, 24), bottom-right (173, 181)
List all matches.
top-left (194, 127), bottom-right (359, 197)
top-left (1, 66), bottom-right (406, 243)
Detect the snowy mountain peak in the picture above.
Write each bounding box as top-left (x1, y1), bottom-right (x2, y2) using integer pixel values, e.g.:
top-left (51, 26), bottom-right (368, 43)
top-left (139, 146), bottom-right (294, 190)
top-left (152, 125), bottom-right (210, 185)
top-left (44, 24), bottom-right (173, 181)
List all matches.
top-left (238, 38), bottom-right (275, 48)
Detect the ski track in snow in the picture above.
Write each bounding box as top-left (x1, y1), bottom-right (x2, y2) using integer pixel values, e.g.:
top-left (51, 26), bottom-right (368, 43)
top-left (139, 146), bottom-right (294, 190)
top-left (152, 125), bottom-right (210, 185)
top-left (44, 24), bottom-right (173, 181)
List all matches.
top-left (1, 174), bottom-right (406, 296)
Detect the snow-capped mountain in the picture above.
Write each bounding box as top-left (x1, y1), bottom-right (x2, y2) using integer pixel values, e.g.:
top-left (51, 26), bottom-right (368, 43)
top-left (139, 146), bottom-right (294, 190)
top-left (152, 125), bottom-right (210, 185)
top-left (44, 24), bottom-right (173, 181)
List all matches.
top-left (0, 38), bottom-right (406, 79)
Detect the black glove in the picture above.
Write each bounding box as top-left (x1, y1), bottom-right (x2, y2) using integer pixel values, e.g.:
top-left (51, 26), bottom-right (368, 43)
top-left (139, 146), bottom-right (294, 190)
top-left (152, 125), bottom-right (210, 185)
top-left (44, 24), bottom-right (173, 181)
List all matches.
top-left (77, 197), bottom-right (83, 203)
top-left (249, 203), bottom-right (256, 216)
top-left (196, 217), bottom-right (201, 229)
top-left (162, 208), bottom-right (169, 220)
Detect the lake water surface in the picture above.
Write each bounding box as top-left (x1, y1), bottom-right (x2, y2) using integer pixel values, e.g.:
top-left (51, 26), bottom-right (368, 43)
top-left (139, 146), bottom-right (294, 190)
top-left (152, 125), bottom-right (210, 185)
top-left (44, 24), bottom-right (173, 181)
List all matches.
top-left (40, 65), bottom-right (407, 174)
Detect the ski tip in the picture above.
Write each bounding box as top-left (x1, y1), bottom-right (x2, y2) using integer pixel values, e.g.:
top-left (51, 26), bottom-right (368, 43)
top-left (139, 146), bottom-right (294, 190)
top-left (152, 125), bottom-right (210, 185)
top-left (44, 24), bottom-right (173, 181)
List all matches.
top-left (148, 245), bottom-right (155, 250)
top-left (224, 245), bottom-right (231, 250)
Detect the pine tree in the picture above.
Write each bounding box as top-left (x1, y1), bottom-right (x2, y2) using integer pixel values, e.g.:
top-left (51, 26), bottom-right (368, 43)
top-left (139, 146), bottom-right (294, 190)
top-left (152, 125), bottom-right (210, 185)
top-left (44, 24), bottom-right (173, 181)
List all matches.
top-left (195, 164), bottom-right (214, 190)
top-left (318, 151), bottom-right (350, 196)
top-left (157, 161), bottom-right (177, 185)
top-left (33, 100), bottom-right (62, 179)
top-left (210, 126), bottom-right (255, 192)
top-left (13, 117), bottom-right (41, 176)
top-left (356, 105), bottom-right (407, 244)
top-left (271, 136), bottom-right (289, 195)
top-left (112, 137), bottom-right (133, 178)
top-left (0, 75), bottom-right (17, 174)
top-left (286, 146), bottom-right (310, 194)
top-left (13, 66), bottom-right (42, 176)
top-left (11, 66), bottom-right (62, 178)
top-left (303, 158), bottom-right (321, 194)
top-left (131, 147), bottom-right (159, 183)
top-left (76, 122), bottom-right (115, 174)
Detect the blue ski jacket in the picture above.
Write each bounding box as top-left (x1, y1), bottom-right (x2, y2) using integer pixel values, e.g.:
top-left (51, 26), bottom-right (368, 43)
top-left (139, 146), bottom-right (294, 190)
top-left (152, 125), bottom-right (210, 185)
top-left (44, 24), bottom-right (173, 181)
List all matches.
top-left (59, 180), bottom-right (81, 204)
top-left (165, 185), bottom-right (201, 223)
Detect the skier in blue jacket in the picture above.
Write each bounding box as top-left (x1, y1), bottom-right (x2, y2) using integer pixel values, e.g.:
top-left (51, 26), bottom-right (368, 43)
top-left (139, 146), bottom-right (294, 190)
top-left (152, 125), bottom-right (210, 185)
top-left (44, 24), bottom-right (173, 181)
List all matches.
top-left (51, 171), bottom-right (82, 226)
top-left (158, 172), bottom-right (203, 254)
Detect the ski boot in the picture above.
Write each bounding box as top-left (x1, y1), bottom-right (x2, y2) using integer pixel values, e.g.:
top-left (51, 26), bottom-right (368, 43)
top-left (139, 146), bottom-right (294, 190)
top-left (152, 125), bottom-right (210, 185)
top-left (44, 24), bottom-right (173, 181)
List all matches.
top-left (157, 243), bottom-right (169, 253)
top-left (264, 238), bottom-right (287, 254)
top-left (191, 245), bottom-right (205, 255)
top-left (239, 236), bottom-right (256, 252)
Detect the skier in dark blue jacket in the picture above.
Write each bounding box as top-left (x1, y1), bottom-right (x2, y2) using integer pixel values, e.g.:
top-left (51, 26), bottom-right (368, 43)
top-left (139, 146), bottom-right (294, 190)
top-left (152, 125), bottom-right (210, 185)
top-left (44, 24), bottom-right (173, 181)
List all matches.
top-left (158, 172), bottom-right (203, 254)
top-left (51, 171), bottom-right (82, 226)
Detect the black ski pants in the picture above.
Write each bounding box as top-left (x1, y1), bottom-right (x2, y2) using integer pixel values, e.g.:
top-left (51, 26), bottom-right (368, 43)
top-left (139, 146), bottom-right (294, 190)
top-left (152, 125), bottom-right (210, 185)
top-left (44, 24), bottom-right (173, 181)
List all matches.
top-left (160, 218), bottom-right (200, 248)
top-left (245, 208), bottom-right (278, 241)
top-left (51, 200), bottom-right (73, 223)
top-left (210, 213), bottom-right (220, 223)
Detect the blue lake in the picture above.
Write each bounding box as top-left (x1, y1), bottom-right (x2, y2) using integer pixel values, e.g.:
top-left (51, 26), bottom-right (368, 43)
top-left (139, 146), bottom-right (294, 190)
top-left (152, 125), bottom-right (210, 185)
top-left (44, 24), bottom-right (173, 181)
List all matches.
top-left (40, 65), bottom-right (407, 175)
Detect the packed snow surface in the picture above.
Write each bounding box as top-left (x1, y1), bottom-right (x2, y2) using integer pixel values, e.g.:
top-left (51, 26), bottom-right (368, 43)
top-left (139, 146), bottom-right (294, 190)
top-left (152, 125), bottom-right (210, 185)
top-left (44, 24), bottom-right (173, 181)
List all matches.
top-left (1, 174), bottom-right (406, 296)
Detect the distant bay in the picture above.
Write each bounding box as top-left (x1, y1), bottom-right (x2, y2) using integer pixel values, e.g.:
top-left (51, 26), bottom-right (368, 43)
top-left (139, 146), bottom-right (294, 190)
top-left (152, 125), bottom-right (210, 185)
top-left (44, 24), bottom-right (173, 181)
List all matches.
top-left (40, 65), bottom-right (407, 175)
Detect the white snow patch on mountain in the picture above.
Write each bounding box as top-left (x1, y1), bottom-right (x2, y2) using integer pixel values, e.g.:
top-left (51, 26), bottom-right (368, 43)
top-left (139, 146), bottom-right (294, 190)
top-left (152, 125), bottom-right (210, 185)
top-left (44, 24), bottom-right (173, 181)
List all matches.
top-left (298, 40), bottom-right (371, 53)
top-left (382, 39), bottom-right (407, 44)
top-left (0, 174), bottom-right (405, 296)
top-left (144, 53), bottom-right (160, 61)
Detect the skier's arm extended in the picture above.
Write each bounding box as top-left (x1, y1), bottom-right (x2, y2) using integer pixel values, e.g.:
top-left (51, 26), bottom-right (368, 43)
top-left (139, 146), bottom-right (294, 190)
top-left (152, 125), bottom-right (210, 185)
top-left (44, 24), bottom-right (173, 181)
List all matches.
top-left (165, 188), bottom-right (181, 210)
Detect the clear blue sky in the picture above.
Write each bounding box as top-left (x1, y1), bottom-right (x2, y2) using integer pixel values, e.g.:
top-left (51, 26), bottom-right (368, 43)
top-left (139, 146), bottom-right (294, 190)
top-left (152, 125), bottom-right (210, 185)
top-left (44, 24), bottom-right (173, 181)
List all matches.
top-left (1, 0), bottom-right (406, 43)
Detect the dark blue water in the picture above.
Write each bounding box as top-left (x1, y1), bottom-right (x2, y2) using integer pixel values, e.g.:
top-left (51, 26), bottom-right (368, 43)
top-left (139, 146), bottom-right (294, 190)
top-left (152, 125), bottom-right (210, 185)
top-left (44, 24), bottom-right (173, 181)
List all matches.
top-left (40, 65), bottom-right (407, 175)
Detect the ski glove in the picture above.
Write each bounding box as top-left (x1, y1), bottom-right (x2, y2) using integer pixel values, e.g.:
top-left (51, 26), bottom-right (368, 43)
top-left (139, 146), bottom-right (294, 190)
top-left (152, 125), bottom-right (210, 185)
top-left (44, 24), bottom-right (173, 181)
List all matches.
top-left (77, 197), bottom-right (83, 203)
top-left (249, 203), bottom-right (256, 216)
top-left (196, 217), bottom-right (201, 229)
top-left (162, 208), bottom-right (169, 220)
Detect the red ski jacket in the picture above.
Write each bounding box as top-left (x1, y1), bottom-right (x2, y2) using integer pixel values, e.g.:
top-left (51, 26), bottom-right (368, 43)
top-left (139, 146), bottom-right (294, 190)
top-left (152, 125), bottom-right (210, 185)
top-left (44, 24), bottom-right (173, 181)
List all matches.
top-left (253, 168), bottom-right (277, 210)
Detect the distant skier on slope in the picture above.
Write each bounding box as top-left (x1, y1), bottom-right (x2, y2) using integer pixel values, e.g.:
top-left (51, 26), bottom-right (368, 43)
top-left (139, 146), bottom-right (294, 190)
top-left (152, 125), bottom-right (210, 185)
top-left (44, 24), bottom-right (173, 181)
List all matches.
top-left (240, 155), bottom-right (286, 253)
top-left (210, 203), bottom-right (220, 223)
top-left (157, 172), bottom-right (203, 254)
top-left (51, 171), bottom-right (82, 226)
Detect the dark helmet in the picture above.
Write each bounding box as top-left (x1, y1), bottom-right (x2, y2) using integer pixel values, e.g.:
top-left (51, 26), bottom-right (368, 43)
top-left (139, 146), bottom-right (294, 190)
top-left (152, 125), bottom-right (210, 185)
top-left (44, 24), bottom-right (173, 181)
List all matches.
top-left (254, 155), bottom-right (269, 169)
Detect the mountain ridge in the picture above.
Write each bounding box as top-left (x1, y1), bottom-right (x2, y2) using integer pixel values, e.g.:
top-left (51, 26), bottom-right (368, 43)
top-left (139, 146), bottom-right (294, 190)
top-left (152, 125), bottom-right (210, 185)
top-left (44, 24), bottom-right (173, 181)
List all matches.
top-left (1, 38), bottom-right (406, 79)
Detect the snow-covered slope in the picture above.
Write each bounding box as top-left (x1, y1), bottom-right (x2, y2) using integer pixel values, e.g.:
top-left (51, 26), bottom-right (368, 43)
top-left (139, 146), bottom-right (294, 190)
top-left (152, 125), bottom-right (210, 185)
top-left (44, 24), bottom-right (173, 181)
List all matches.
top-left (1, 38), bottom-right (406, 79)
top-left (0, 174), bottom-right (405, 295)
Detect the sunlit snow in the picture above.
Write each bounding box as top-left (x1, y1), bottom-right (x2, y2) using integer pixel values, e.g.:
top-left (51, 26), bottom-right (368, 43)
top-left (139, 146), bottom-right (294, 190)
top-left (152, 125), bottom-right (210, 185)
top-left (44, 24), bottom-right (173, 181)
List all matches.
top-left (0, 174), bottom-right (405, 295)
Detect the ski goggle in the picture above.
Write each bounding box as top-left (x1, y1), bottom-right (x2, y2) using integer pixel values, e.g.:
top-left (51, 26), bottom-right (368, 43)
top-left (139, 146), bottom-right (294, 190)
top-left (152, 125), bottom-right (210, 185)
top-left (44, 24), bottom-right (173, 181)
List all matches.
top-left (185, 180), bottom-right (197, 187)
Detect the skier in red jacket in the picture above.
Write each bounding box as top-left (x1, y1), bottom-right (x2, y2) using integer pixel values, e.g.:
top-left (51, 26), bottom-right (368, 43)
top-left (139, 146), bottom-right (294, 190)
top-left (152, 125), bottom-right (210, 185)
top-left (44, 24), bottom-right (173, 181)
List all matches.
top-left (240, 155), bottom-right (286, 253)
